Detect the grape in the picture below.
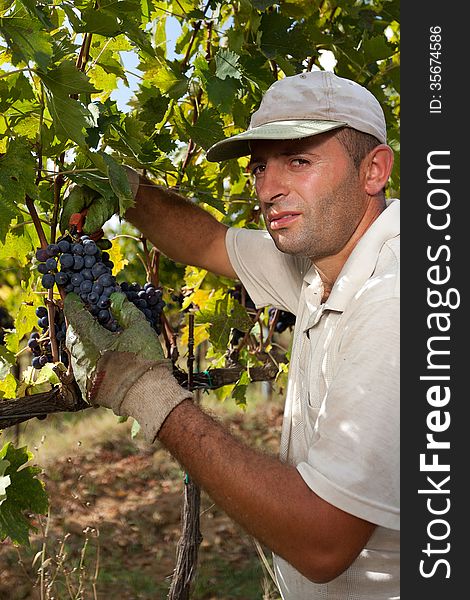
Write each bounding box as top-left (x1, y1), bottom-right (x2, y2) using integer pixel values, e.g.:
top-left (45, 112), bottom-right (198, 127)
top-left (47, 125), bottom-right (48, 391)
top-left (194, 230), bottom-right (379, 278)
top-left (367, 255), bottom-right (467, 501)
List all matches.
top-left (83, 241), bottom-right (98, 255)
top-left (87, 292), bottom-right (99, 305)
top-left (42, 273), bottom-right (55, 289)
top-left (28, 338), bottom-right (39, 350)
top-left (59, 253), bottom-right (74, 268)
top-left (80, 280), bottom-right (93, 294)
top-left (55, 272), bottom-right (69, 286)
top-left (91, 262), bottom-right (108, 278)
top-left (32, 356), bottom-right (42, 369)
top-left (92, 282), bottom-right (104, 295)
top-left (38, 263), bottom-right (49, 274)
top-left (97, 273), bottom-right (114, 287)
top-left (71, 273), bottom-right (84, 287)
top-left (120, 280), bottom-right (166, 334)
top-left (46, 244), bottom-right (60, 257)
top-left (71, 243), bottom-right (84, 255)
top-left (58, 239), bottom-right (71, 253)
top-left (84, 255), bottom-right (96, 268)
top-left (35, 306), bottom-right (48, 318)
top-left (45, 257), bottom-right (58, 272)
top-left (35, 248), bottom-right (49, 262)
top-left (80, 268), bottom-right (92, 281)
top-left (98, 297), bottom-right (110, 309)
top-left (38, 316), bottom-right (49, 328)
top-left (73, 255), bottom-right (85, 270)
top-left (97, 309), bottom-right (110, 323)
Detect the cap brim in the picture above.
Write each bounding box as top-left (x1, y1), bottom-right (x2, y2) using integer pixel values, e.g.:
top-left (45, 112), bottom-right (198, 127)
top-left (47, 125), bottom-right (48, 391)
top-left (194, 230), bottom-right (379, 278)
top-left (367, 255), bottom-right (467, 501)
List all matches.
top-left (206, 120), bottom-right (348, 162)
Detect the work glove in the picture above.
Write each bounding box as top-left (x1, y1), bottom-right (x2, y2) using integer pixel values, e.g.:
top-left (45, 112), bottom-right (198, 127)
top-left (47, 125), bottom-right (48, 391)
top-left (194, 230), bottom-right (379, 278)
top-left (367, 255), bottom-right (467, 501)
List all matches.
top-left (59, 167), bottom-right (140, 235)
top-left (64, 292), bottom-right (192, 442)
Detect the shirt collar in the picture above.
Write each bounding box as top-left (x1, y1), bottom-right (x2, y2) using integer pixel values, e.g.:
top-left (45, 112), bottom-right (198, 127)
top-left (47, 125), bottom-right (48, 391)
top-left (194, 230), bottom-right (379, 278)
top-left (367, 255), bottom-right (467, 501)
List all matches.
top-left (302, 199), bottom-right (400, 315)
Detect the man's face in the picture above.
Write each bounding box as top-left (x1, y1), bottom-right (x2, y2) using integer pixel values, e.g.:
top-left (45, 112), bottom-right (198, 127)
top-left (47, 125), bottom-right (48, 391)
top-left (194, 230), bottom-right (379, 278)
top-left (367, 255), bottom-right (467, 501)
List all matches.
top-left (249, 133), bottom-right (368, 261)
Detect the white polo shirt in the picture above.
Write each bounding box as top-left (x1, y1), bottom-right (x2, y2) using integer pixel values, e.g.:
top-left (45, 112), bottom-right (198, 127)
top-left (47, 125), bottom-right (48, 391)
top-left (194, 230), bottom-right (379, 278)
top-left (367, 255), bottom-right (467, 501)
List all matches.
top-left (225, 200), bottom-right (400, 600)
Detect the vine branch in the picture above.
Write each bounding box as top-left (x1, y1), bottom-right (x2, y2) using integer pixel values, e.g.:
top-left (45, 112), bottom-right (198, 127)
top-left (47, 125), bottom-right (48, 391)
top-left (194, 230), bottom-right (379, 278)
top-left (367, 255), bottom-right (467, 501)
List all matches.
top-left (0, 356), bottom-right (286, 430)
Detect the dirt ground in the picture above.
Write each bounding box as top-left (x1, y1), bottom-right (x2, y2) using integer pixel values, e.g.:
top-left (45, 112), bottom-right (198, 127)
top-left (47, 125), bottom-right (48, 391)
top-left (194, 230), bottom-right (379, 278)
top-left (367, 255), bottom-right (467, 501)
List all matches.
top-left (0, 395), bottom-right (284, 600)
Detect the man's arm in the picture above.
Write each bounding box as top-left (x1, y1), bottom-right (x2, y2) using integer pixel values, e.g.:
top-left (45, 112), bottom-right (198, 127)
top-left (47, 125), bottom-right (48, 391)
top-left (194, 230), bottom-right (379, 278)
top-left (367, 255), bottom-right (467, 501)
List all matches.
top-left (125, 175), bottom-right (237, 279)
top-left (158, 399), bottom-right (376, 584)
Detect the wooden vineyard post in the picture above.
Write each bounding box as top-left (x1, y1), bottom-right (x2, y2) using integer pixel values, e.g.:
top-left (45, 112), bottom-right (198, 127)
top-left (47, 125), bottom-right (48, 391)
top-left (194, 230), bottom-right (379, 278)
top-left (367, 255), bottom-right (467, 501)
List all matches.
top-left (167, 313), bottom-right (203, 599)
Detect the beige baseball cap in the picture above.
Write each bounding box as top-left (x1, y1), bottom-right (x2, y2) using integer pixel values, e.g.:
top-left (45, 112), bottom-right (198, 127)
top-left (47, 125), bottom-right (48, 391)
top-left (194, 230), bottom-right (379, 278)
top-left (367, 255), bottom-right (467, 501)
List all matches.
top-left (206, 70), bottom-right (386, 162)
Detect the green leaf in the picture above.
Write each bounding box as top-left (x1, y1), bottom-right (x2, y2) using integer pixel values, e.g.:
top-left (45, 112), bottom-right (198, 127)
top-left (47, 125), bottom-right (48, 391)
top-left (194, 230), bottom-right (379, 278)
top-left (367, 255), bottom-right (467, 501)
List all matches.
top-left (174, 106), bottom-right (225, 151)
top-left (0, 443), bottom-right (48, 546)
top-left (0, 459), bottom-right (11, 506)
top-left (39, 60), bottom-right (97, 98)
top-left (363, 34), bottom-right (394, 62)
top-left (207, 76), bottom-right (241, 115)
top-left (80, 7), bottom-right (122, 36)
top-left (143, 59), bottom-right (189, 99)
top-left (14, 302), bottom-right (37, 342)
top-left (215, 49), bottom-right (242, 81)
top-left (195, 293), bottom-right (253, 353)
top-left (0, 229), bottom-right (34, 267)
top-left (0, 138), bottom-right (37, 243)
top-left (44, 91), bottom-right (94, 146)
top-left (0, 11), bottom-right (53, 69)
top-left (232, 369), bottom-right (251, 407)
top-left (0, 345), bottom-right (15, 380)
top-left (101, 153), bottom-right (135, 216)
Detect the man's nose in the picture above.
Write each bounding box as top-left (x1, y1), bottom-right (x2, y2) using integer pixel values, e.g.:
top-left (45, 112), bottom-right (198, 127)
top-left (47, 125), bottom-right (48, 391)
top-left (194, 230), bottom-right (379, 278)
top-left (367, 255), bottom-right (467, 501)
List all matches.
top-left (256, 163), bottom-right (289, 204)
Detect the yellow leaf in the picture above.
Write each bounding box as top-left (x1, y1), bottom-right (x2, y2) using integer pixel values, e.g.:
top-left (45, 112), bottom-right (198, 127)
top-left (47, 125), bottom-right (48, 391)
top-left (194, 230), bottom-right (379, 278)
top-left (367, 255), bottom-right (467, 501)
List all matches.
top-left (15, 304), bottom-right (38, 341)
top-left (109, 239), bottom-right (129, 276)
top-left (182, 288), bottom-right (214, 311)
top-left (180, 322), bottom-right (210, 347)
top-left (0, 373), bottom-right (17, 399)
top-left (183, 265), bottom-right (207, 291)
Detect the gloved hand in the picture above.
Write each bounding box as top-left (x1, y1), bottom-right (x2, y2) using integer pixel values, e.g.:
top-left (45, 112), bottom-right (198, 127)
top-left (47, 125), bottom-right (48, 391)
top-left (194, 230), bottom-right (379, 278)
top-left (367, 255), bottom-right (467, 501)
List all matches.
top-left (64, 292), bottom-right (192, 442)
top-left (59, 167), bottom-right (140, 235)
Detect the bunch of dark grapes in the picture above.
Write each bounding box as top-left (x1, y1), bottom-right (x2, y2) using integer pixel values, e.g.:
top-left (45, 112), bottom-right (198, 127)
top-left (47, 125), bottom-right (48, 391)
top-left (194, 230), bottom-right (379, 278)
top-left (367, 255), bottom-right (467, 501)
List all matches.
top-left (120, 281), bottom-right (165, 334)
top-left (28, 306), bottom-right (68, 370)
top-left (35, 235), bottom-right (121, 332)
top-left (32, 235), bottom-right (165, 369)
top-left (268, 308), bottom-right (296, 333)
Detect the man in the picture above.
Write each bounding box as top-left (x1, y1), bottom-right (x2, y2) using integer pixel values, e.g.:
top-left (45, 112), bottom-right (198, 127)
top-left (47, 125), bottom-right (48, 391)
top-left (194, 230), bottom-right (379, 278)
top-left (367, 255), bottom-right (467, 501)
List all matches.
top-left (65, 70), bottom-right (400, 599)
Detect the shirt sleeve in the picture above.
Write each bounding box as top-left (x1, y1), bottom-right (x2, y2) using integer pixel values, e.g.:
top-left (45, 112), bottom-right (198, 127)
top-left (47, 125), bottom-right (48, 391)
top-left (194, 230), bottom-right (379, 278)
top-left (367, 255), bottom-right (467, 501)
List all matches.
top-left (297, 298), bottom-right (400, 530)
top-left (225, 227), bottom-right (304, 314)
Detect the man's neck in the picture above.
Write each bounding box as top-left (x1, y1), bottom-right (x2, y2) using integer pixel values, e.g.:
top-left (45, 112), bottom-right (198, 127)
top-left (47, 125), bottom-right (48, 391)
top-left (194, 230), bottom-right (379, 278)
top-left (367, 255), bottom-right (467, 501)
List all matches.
top-left (312, 198), bottom-right (385, 303)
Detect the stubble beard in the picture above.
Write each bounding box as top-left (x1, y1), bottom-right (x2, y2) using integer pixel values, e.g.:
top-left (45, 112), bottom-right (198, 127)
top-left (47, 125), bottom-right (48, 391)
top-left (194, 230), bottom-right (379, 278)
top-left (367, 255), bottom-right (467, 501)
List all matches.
top-left (265, 171), bottom-right (365, 261)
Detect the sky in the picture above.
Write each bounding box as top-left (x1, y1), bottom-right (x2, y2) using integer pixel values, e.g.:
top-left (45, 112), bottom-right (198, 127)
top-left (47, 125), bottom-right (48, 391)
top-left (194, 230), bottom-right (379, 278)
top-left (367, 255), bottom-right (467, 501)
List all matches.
top-left (110, 17), bottom-right (181, 112)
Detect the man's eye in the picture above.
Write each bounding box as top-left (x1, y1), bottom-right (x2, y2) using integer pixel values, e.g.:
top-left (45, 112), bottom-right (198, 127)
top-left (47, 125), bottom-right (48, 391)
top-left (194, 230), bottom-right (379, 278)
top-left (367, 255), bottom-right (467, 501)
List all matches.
top-left (291, 158), bottom-right (309, 167)
top-left (251, 164), bottom-right (265, 176)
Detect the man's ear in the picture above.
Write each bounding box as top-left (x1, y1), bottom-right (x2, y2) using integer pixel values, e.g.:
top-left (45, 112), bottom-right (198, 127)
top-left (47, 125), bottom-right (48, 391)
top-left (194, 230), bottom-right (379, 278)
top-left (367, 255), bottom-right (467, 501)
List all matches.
top-left (362, 145), bottom-right (394, 196)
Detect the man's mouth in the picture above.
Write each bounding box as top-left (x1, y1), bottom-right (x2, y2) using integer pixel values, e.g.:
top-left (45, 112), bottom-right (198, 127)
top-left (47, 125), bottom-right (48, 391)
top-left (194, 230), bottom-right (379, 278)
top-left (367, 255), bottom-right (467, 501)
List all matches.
top-left (268, 212), bottom-right (301, 230)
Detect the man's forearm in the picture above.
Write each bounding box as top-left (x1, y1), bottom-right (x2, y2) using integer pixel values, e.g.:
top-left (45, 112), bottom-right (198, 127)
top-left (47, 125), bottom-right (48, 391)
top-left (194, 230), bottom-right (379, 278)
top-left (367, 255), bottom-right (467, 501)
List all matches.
top-left (158, 399), bottom-right (376, 584)
top-left (125, 176), bottom-right (236, 278)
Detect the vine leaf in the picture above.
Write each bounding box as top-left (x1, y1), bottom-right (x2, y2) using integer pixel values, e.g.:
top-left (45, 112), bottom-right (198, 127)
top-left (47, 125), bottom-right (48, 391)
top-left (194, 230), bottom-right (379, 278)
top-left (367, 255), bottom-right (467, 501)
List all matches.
top-left (0, 443), bottom-right (48, 546)
top-left (232, 369), bottom-right (251, 407)
top-left (0, 459), bottom-right (10, 505)
top-left (101, 153), bottom-right (135, 216)
top-left (215, 49), bottom-right (243, 81)
top-left (196, 294), bottom-right (253, 353)
top-left (0, 8), bottom-right (53, 69)
top-left (0, 138), bottom-right (37, 243)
